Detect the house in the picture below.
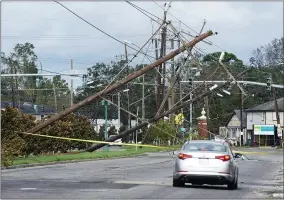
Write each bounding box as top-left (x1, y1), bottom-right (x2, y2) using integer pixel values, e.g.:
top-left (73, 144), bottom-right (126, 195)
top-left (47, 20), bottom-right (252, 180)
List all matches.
top-left (91, 118), bottom-right (137, 134)
top-left (225, 110), bottom-right (247, 144)
top-left (245, 97), bottom-right (284, 146)
top-left (1, 101), bottom-right (57, 121)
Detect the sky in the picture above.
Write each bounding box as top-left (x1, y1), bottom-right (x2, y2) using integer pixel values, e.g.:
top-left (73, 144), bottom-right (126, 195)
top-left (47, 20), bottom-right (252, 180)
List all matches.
top-left (1, 1), bottom-right (283, 89)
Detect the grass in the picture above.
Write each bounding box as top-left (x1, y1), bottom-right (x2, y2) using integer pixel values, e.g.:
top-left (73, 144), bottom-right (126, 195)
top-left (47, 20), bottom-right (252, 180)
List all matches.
top-left (11, 146), bottom-right (170, 166)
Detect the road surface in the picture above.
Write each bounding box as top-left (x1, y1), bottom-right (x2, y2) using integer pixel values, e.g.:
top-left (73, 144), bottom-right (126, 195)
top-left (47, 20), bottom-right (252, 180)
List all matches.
top-left (1, 149), bottom-right (283, 199)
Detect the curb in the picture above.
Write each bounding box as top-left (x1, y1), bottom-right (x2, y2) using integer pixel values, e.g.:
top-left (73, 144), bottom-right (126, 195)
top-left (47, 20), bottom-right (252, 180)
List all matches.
top-left (1, 153), bottom-right (149, 170)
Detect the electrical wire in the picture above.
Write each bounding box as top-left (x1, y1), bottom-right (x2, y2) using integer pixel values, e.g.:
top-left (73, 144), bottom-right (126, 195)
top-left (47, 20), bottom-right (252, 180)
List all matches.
top-left (125, 1), bottom-right (162, 21)
top-left (151, 1), bottom-right (226, 52)
top-left (54, 1), bottom-right (156, 60)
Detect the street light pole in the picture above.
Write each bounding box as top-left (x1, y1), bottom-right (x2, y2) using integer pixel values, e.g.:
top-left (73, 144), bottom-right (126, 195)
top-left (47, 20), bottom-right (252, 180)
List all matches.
top-left (136, 106), bottom-right (139, 151)
top-left (101, 100), bottom-right (110, 151)
top-left (118, 92), bottom-right (121, 132)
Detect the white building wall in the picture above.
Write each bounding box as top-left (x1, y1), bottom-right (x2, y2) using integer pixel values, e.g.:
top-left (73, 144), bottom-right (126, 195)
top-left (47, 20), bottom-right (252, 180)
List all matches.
top-left (227, 115), bottom-right (240, 127)
top-left (265, 111), bottom-right (284, 127)
top-left (247, 111), bottom-right (284, 130)
top-left (246, 112), bottom-right (265, 130)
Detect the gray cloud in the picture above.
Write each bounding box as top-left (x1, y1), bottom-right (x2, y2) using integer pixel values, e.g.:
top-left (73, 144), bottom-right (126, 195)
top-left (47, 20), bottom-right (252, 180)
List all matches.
top-left (2, 1), bottom-right (283, 88)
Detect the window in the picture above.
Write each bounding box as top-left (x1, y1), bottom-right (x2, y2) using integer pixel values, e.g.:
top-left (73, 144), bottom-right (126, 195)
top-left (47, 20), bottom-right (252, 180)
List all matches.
top-left (183, 142), bottom-right (227, 152)
top-left (261, 112), bottom-right (265, 121)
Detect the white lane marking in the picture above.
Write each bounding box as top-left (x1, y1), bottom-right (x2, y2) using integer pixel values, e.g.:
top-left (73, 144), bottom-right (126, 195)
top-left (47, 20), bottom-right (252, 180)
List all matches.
top-left (113, 180), bottom-right (170, 186)
top-left (20, 188), bottom-right (37, 190)
top-left (78, 189), bottom-right (108, 192)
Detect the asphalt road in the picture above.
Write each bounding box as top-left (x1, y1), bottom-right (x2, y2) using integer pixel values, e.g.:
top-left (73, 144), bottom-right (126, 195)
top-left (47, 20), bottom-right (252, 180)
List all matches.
top-left (1, 149), bottom-right (283, 199)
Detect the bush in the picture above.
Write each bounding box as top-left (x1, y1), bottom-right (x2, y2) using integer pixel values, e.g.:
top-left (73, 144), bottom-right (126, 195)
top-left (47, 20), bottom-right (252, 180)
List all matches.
top-left (1, 107), bottom-right (35, 166)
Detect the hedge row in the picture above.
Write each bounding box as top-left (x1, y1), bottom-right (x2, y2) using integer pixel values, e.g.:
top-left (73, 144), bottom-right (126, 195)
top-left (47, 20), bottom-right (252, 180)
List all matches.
top-left (1, 107), bottom-right (97, 166)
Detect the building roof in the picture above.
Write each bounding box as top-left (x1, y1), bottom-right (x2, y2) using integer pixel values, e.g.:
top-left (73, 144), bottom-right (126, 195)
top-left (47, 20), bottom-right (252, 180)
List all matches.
top-left (1, 101), bottom-right (56, 115)
top-left (225, 109), bottom-right (247, 128)
top-left (245, 97), bottom-right (284, 112)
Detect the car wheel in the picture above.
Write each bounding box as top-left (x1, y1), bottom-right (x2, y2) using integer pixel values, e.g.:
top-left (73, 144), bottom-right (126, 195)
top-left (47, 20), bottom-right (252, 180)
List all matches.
top-left (227, 176), bottom-right (238, 190)
top-left (173, 178), bottom-right (185, 187)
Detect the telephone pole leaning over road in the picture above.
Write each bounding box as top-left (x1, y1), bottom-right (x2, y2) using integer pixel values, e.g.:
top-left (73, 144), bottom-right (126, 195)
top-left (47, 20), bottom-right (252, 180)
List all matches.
top-left (27, 31), bottom-right (214, 134)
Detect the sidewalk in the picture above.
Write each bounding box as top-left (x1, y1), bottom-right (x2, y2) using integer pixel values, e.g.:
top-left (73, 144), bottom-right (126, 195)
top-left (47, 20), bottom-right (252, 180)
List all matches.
top-left (236, 146), bottom-right (283, 150)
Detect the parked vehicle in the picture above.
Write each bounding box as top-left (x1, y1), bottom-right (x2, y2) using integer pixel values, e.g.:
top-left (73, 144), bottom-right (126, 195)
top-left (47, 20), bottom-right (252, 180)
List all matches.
top-left (173, 140), bottom-right (239, 190)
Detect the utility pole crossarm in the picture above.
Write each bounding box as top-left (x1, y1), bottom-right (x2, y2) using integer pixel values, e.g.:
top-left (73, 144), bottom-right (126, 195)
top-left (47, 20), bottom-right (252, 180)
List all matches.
top-left (27, 31), bottom-right (214, 134)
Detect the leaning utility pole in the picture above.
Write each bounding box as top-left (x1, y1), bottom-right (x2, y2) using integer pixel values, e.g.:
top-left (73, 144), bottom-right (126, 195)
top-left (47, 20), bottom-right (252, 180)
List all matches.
top-left (27, 31), bottom-right (213, 134)
top-left (85, 69), bottom-right (250, 152)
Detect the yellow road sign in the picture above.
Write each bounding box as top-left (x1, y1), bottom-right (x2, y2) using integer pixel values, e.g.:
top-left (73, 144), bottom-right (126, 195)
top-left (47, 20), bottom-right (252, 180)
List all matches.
top-left (175, 113), bottom-right (185, 125)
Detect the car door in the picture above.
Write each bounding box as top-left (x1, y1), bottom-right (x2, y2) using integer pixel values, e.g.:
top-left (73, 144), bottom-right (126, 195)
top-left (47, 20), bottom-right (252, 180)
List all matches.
top-left (228, 143), bottom-right (238, 177)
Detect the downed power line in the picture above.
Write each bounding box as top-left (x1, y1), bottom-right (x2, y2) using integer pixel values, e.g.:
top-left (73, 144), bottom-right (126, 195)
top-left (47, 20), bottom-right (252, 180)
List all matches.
top-left (85, 69), bottom-right (250, 152)
top-left (27, 31), bottom-right (214, 134)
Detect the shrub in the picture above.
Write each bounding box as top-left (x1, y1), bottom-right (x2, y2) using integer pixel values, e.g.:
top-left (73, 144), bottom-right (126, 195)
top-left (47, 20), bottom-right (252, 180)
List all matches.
top-left (1, 107), bottom-right (35, 166)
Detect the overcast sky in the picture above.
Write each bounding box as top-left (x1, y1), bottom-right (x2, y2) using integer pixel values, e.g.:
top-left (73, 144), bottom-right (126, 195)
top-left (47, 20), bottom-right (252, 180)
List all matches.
top-left (2, 1), bottom-right (283, 88)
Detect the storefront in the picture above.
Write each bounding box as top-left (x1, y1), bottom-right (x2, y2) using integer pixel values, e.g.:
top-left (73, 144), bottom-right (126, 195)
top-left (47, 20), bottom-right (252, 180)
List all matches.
top-left (253, 124), bottom-right (277, 146)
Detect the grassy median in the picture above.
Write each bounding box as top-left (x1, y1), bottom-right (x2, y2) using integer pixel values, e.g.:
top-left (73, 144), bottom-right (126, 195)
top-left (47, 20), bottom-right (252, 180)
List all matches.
top-left (11, 145), bottom-right (181, 166)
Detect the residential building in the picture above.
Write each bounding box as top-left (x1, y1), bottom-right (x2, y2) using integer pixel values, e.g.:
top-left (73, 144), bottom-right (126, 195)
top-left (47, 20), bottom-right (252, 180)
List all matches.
top-left (1, 101), bottom-right (56, 121)
top-left (224, 110), bottom-right (247, 144)
top-left (245, 97), bottom-right (284, 146)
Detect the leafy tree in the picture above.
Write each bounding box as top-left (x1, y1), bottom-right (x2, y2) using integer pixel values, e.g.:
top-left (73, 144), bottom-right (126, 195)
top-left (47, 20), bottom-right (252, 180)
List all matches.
top-left (1, 43), bottom-right (38, 103)
top-left (146, 120), bottom-right (176, 145)
top-left (203, 52), bottom-right (243, 65)
top-left (36, 75), bottom-right (69, 109)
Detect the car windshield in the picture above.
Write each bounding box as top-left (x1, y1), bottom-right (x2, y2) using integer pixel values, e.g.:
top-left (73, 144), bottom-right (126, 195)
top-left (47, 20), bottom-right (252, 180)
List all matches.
top-left (182, 142), bottom-right (227, 152)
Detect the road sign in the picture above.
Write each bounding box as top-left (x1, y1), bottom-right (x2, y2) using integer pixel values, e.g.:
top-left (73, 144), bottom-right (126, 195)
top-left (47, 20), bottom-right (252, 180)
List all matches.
top-left (175, 113), bottom-right (185, 126)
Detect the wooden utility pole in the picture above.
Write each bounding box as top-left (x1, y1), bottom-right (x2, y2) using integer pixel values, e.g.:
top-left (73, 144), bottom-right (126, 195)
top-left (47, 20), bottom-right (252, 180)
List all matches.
top-left (27, 31), bottom-right (213, 134)
top-left (240, 76), bottom-right (244, 145)
top-left (124, 43), bottom-right (131, 132)
top-left (272, 88), bottom-right (282, 147)
top-left (204, 81), bottom-right (210, 139)
top-left (169, 39), bottom-right (175, 121)
top-left (177, 39), bottom-right (183, 114)
top-left (155, 38), bottom-right (161, 111)
top-left (86, 69), bottom-right (250, 152)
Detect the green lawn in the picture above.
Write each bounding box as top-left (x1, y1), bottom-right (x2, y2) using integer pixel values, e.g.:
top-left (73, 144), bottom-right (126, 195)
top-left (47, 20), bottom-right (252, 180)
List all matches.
top-left (11, 147), bottom-right (165, 166)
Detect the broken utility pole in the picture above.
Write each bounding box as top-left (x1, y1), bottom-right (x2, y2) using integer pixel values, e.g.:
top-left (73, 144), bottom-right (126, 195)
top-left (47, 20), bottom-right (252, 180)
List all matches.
top-left (27, 31), bottom-right (214, 134)
top-left (85, 69), bottom-right (250, 152)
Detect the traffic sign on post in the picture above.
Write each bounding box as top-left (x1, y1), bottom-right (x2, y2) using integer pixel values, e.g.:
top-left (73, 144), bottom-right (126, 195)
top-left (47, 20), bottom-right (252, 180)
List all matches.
top-left (175, 113), bottom-right (185, 126)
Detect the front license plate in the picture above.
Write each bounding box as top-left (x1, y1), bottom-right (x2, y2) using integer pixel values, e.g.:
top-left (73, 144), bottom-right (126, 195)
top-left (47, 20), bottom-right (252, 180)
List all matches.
top-left (199, 159), bottom-right (209, 165)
